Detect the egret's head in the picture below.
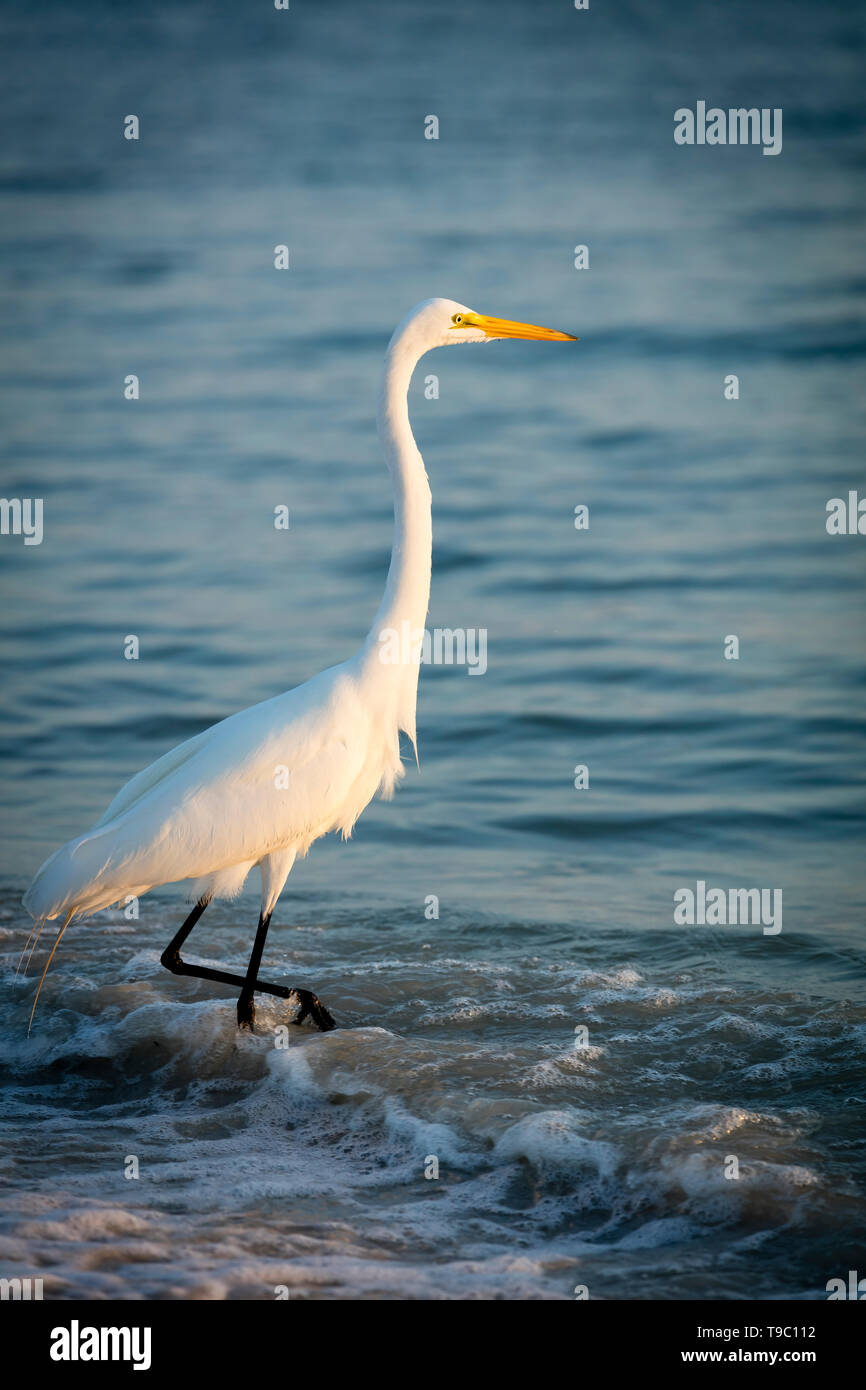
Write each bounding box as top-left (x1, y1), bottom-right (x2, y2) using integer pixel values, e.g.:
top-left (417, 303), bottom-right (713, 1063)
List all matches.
top-left (393, 298), bottom-right (578, 355)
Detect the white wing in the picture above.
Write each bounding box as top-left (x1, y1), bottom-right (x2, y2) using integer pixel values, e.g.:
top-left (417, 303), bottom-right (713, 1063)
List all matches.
top-left (24, 660), bottom-right (397, 921)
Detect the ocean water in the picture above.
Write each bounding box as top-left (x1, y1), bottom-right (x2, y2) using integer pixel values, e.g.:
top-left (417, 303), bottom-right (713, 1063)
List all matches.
top-left (1, 0), bottom-right (865, 1299)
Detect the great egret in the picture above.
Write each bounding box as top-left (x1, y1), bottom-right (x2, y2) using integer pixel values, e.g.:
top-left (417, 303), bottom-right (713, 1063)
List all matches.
top-left (23, 299), bottom-right (576, 1032)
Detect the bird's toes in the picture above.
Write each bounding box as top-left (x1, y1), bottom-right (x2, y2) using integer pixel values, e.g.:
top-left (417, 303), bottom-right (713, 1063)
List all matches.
top-left (288, 988), bottom-right (336, 1032)
top-left (312, 997), bottom-right (336, 1031)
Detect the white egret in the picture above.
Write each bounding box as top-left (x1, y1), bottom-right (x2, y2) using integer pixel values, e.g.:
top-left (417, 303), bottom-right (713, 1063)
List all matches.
top-left (23, 299), bottom-right (576, 1032)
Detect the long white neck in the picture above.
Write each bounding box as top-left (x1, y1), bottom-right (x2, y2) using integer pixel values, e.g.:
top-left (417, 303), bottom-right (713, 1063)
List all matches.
top-left (374, 336), bottom-right (433, 634)
top-left (356, 326), bottom-right (432, 749)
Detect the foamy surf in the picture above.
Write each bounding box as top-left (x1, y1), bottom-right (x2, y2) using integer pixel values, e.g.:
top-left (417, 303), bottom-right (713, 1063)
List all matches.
top-left (2, 894), bottom-right (864, 1298)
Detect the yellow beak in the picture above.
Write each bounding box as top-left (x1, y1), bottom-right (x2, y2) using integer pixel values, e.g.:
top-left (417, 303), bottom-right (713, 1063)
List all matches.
top-left (452, 312), bottom-right (578, 341)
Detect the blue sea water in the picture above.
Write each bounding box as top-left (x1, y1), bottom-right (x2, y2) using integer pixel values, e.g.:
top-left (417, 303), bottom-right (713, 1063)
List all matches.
top-left (0, 0), bottom-right (864, 1299)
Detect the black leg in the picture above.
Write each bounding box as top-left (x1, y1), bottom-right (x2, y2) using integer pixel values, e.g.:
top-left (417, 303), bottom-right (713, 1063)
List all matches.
top-left (236, 911), bottom-right (271, 1031)
top-left (160, 897), bottom-right (211, 973)
top-left (160, 897), bottom-right (336, 1032)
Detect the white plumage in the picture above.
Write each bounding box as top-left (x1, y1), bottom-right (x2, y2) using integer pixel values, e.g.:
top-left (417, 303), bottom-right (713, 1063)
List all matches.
top-left (25, 663), bottom-right (403, 923)
top-left (23, 298), bottom-right (575, 1021)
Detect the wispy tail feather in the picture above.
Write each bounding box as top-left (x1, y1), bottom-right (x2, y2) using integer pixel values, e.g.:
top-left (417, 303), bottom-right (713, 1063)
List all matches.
top-left (27, 910), bottom-right (73, 1036)
top-left (16, 915), bottom-right (46, 977)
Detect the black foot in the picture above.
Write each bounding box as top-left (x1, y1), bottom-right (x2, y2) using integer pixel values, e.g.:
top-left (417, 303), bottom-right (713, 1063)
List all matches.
top-left (288, 988), bottom-right (336, 1032)
top-left (237, 992), bottom-right (256, 1032)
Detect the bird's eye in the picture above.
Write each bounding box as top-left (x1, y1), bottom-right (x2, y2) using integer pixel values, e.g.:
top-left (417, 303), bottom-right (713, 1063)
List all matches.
top-left (452, 314), bottom-right (463, 325)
